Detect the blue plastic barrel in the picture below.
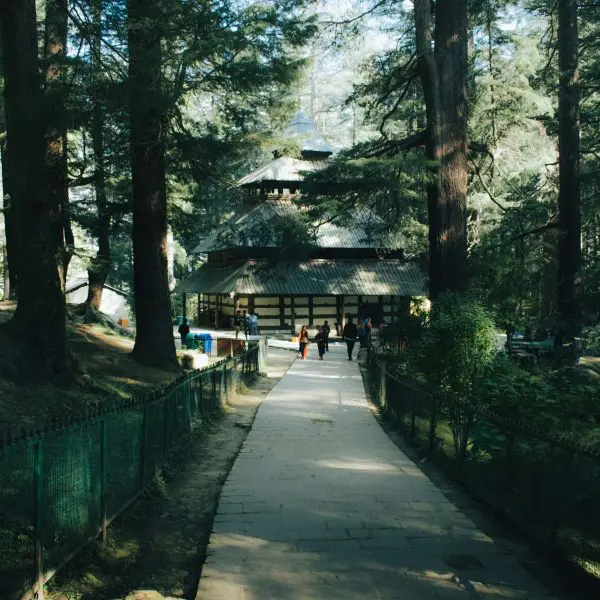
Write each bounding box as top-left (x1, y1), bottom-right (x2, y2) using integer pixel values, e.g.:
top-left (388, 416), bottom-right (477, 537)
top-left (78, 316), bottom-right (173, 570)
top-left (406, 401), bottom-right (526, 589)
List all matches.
top-left (194, 333), bottom-right (212, 354)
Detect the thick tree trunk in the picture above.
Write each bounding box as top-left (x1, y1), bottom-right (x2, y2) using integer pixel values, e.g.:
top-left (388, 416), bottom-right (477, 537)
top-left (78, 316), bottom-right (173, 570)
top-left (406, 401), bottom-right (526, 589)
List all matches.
top-left (2, 243), bottom-right (8, 300)
top-left (0, 0), bottom-right (68, 375)
top-left (0, 141), bottom-right (18, 299)
top-left (87, 0), bottom-right (111, 311)
top-left (414, 0), bottom-right (443, 300)
top-left (44, 0), bottom-right (72, 287)
top-left (128, 0), bottom-right (179, 371)
top-left (435, 0), bottom-right (469, 294)
top-left (557, 0), bottom-right (581, 343)
top-left (0, 58), bottom-right (19, 299)
top-left (414, 0), bottom-right (469, 298)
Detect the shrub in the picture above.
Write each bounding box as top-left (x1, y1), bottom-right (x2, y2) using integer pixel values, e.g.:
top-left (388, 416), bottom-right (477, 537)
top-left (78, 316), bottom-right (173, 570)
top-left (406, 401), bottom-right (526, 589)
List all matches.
top-left (415, 293), bottom-right (497, 458)
top-left (417, 292), bottom-right (497, 395)
top-left (583, 323), bottom-right (600, 356)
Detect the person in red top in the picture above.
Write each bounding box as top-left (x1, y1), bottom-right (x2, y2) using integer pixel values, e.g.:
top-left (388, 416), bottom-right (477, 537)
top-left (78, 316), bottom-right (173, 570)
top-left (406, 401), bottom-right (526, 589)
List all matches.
top-left (299, 326), bottom-right (309, 359)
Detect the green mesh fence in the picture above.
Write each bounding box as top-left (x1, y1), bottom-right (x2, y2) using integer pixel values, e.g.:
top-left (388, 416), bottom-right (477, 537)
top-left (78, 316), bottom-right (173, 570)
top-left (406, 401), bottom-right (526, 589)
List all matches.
top-left (0, 341), bottom-right (263, 600)
top-left (367, 349), bottom-right (600, 580)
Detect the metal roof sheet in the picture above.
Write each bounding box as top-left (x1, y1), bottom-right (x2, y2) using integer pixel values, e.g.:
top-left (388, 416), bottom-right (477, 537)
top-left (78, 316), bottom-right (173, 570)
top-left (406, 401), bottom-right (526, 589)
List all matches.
top-left (175, 259), bottom-right (427, 296)
top-left (238, 156), bottom-right (328, 186)
top-left (192, 198), bottom-right (403, 253)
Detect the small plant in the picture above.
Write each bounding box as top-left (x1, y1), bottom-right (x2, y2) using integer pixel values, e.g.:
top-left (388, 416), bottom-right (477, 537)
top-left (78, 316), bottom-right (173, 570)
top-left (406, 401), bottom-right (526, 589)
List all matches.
top-left (417, 292), bottom-right (497, 394)
top-left (583, 323), bottom-right (600, 356)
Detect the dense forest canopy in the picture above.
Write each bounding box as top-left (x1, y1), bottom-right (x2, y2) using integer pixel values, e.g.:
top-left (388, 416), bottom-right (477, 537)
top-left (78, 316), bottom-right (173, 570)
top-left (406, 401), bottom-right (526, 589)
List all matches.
top-left (0, 0), bottom-right (598, 374)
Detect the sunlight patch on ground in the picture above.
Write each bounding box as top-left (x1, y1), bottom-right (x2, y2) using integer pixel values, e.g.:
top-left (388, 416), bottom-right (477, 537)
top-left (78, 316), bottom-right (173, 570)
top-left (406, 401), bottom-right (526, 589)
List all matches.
top-left (316, 458), bottom-right (399, 473)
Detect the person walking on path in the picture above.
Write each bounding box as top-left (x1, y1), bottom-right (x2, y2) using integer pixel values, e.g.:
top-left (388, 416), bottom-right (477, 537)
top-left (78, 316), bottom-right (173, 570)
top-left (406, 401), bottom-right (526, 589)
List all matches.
top-left (314, 326), bottom-right (326, 360)
top-left (178, 317), bottom-right (190, 349)
top-left (322, 320), bottom-right (331, 351)
top-left (365, 316), bottom-right (373, 347)
top-left (249, 312), bottom-right (258, 336)
top-left (343, 316), bottom-right (359, 360)
top-left (234, 310), bottom-right (243, 339)
top-left (299, 326), bottom-right (310, 359)
top-left (242, 310), bottom-right (249, 338)
top-left (358, 316), bottom-right (367, 348)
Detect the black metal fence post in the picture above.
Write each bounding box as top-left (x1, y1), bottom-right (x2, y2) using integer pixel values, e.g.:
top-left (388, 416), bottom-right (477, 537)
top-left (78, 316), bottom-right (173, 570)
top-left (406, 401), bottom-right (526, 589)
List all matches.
top-left (140, 403), bottom-right (148, 488)
top-left (100, 417), bottom-right (108, 543)
top-left (212, 368), bottom-right (217, 411)
top-left (410, 388), bottom-right (416, 439)
top-left (163, 393), bottom-right (169, 460)
top-left (428, 392), bottom-right (437, 453)
top-left (33, 439), bottom-right (45, 599)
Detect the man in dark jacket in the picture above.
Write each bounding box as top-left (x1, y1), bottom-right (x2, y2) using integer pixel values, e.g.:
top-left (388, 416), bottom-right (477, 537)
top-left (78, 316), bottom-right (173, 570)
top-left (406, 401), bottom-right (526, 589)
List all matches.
top-left (342, 317), bottom-right (359, 360)
top-left (322, 320), bottom-right (331, 351)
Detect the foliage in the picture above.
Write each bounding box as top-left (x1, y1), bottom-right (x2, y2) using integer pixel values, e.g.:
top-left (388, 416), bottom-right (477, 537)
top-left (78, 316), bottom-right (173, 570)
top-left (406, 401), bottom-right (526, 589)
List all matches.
top-left (583, 324), bottom-right (600, 357)
top-left (416, 293), bottom-right (497, 396)
top-left (478, 353), bottom-right (596, 420)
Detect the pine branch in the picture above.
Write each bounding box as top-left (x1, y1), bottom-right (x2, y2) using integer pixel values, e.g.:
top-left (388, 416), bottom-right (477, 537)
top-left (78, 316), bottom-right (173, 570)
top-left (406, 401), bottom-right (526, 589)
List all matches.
top-left (360, 130), bottom-right (428, 158)
top-left (469, 158), bottom-right (507, 212)
top-left (322, 0), bottom-right (391, 27)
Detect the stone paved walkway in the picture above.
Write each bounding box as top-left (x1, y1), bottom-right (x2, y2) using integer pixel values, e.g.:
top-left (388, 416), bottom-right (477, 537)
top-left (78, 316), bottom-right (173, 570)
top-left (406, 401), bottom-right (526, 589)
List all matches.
top-left (196, 345), bottom-right (557, 600)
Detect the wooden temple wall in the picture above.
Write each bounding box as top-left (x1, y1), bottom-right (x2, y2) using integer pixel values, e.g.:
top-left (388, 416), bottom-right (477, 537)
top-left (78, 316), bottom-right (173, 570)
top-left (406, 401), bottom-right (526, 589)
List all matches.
top-left (194, 293), bottom-right (404, 330)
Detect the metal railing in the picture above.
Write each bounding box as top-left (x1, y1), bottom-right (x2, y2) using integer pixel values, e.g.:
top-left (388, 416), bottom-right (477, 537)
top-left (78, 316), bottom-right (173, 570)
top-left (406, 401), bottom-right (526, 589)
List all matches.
top-left (367, 348), bottom-right (600, 579)
top-left (0, 341), bottom-right (264, 600)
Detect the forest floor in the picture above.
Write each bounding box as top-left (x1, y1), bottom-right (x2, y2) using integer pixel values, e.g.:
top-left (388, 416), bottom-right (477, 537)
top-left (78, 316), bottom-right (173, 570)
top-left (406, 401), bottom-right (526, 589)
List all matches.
top-left (0, 302), bottom-right (177, 430)
top-left (46, 348), bottom-right (296, 600)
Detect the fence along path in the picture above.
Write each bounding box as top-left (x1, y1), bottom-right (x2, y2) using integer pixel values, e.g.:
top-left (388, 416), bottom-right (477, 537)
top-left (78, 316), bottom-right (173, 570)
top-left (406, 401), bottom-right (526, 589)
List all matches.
top-left (368, 349), bottom-right (600, 582)
top-left (0, 342), bottom-right (263, 600)
top-left (197, 343), bottom-right (557, 600)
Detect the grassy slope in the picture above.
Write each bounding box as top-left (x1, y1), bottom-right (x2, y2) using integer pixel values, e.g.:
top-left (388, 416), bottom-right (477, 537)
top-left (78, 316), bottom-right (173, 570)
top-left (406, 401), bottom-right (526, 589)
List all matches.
top-left (0, 302), bottom-right (177, 430)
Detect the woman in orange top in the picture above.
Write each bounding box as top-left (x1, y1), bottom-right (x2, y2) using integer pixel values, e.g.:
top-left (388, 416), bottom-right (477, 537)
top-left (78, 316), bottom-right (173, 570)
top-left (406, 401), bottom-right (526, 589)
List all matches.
top-left (299, 326), bottom-right (310, 359)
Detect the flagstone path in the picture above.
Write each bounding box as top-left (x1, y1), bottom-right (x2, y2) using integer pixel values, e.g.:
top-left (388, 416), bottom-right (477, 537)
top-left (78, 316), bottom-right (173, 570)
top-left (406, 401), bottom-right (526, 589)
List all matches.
top-left (196, 344), bottom-right (558, 600)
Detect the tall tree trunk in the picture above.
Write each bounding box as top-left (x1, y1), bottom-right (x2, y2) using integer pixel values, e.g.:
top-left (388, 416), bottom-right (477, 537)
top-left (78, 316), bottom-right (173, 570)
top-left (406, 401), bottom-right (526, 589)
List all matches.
top-left (44, 0), bottom-right (72, 287)
top-left (128, 0), bottom-right (179, 370)
top-left (414, 0), bottom-right (443, 300)
top-left (435, 0), bottom-right (469, 294)
top-left (415, 0), bottom-right (469, 298)
top-left (0, 51), bottom-right (19, 300)
top-left (0, 0), bottom-right (68, 375)
top-left (0, 139), bottom-right (18, 299)
top-left (87, 0), bottom-right (111, 311)
top-left (2, 243), bottom-right (8, 300)
top-left (557, 0), bottom-right (581, 344)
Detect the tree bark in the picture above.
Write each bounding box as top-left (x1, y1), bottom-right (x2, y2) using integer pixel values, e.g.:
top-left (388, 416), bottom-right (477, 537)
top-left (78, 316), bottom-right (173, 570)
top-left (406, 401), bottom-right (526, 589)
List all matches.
top-left (0, 0), bottom-right (68, 375)
top-left (2, 243), bottom-right (8, 300)
top-left (44, 0), bottom-right (73, 287)
top-left (0, 48), bottom-right (19, 299)
top-left (0, 139), bottom-right (18, 299)
top-left (434, 0), bottom-right (469, 294)
top-left (128, 0), bottom-right (179, 370)
top-left (414, 0), bottom-right (469, 298)
top-left (557, 0), bottom-right (581, 343)
top-left (414, 0), bottom-right (443, 299)
top-left (87, 0), bottom-right (111, 311)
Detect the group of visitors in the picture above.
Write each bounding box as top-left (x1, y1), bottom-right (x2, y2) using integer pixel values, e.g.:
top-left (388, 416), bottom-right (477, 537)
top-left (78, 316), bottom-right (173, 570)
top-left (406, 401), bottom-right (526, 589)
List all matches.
top-left (296, 316), bottom-right (374, 361)
top-left (298, 321), bottom-right (331, 360)
top-left (234, 310), bottom-right (259, 339)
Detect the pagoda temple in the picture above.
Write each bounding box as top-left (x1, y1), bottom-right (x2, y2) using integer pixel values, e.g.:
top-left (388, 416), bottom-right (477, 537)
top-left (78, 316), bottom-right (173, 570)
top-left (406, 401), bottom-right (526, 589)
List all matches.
top-left (176, 111), bottom-right (427, 332)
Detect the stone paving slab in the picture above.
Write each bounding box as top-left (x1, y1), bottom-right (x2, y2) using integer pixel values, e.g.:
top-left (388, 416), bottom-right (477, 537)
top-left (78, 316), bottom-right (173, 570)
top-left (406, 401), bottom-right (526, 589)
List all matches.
top-left (196, 345), bottom-right (558, 600)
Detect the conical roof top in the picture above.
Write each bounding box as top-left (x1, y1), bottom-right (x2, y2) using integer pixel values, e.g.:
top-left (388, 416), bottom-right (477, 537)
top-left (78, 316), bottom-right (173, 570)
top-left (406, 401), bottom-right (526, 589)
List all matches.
top-left (284, 110), bottom-right (335, 156)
